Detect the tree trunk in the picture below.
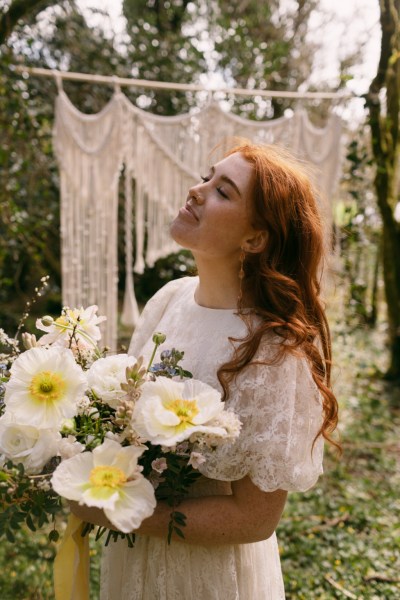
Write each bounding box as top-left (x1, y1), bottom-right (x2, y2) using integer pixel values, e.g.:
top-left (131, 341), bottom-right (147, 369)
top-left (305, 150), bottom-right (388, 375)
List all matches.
top-left (365, 0), bottom-right (400, 382)
top-left (367, 234), bottom-right (380, 326)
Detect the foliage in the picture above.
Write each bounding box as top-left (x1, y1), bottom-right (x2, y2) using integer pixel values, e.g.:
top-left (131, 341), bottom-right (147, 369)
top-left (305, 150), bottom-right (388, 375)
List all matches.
top-left (279, 311), bottom-right (400, 599)
top-left (210, 0), bottom-right (319, 118)
top-left (133, 251), bottom-right (196, 305)
top-left (122, 0), bottom-right (206, 114)
top-left (334, 136), bottom-right (381, 328)
top-left (0, 460), bottom-right (62, 544)
top-left (121, 0), bottom-right (327, 119)
top-left (0, 51), bottom-right (61, 331)
top-left (0, 526), bottom-right (56, 599)
top-left (0, 0), bottom-right (57, 45)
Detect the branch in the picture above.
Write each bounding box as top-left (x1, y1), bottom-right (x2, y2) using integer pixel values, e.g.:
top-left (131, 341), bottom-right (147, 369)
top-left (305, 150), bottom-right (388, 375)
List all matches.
top-left (324, 574), bottom-right (358, 599)
top-left (364, 573), bottom-right (400, 583)
top-left (303, 512), bottom-right (350, 534)
top-left (368, 0), bottom-right (396, 96)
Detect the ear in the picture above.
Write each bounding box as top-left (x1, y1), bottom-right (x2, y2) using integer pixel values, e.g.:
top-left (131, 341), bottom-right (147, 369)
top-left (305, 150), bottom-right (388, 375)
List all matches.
top-left (242, 230), bottom-right (268, 254)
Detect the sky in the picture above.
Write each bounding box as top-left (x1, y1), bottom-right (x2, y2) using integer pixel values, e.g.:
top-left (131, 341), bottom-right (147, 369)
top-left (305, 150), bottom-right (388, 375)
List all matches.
top-left (76, 0), bottom-right (381, 114)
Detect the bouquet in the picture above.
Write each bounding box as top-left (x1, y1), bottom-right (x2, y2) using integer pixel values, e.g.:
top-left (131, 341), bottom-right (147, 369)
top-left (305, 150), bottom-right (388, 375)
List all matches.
top-left (0, 285), bottom-right (241, 547)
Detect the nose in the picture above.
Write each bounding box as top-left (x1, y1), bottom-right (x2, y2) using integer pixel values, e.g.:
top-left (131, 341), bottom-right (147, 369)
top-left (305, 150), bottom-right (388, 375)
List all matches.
top-left (188, 185), bottom-right (204, 205)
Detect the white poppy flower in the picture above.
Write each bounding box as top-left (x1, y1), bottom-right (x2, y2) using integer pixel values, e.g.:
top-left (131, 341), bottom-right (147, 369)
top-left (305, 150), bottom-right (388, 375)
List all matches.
top-left (131, 377), bottom-right (227, 447)
top-left (51, 438), bottom-right (156, 533)
top-left (4, 347), bottom-right (87, 429)
top-left (0, 415), bottom-right (61, 474)
top-left (36, 305), bottom-right (106, 349)
top-left (87, 354), bottom-right (138, 409)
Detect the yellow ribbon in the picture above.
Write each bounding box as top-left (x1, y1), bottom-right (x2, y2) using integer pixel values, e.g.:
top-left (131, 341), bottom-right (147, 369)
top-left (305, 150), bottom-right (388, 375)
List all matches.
top-left (54, 514), bottom-right (90, 600)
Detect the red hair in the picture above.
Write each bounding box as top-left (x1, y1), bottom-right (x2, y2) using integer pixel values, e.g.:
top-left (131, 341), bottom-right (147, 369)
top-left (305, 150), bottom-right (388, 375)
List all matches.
top-left (217, 141), bottom-right (339, 450)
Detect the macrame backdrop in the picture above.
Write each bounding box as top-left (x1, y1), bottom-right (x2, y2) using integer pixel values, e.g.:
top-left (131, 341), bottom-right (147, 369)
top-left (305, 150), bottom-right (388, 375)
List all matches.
top-left (53, 89), bottom-right (342, 350)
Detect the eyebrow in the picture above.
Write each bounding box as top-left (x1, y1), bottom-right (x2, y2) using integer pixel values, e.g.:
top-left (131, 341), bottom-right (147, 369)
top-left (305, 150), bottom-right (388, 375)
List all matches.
top-left (210, 166), bottom-right (242, 198)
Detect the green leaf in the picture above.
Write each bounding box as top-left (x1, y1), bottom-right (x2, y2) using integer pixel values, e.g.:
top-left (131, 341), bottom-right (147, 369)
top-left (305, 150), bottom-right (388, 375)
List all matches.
top-left (26, 514), bottom-right (36, 532)
top-left (173, 526), bottom-right (185, 539)
top-left (5, 528), bottom-right (15, 543)
top-left (48, 529), bottom-right (59, 542)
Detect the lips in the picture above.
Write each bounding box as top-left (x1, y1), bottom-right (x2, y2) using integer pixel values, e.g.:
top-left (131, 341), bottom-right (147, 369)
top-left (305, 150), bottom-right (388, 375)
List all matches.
top-left (184, 203), bottom-right (199, 221)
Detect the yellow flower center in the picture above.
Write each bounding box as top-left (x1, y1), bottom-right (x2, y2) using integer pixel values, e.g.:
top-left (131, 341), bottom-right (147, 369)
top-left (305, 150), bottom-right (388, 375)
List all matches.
top-left (55, 315), bottom-right (70, 330)
top-left (29, 371), bottom-right (66, 403)
top-left (165, 398), bottom-right (199, 429)
top-left (89, 465), bottom-right (127, 489)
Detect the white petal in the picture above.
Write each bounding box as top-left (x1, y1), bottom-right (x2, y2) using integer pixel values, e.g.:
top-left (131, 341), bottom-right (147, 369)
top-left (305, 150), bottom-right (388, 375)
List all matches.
top-left (51, 452), bottom-right (94, 500)
top-left (104, 478), bottom-right (156, 533)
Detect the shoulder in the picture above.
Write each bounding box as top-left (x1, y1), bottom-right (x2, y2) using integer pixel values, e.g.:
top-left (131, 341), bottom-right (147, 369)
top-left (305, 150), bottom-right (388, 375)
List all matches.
top-left (128, 277), bottom-right (197, 355)
top-left (235, 334), bottom-right (319, 402)
top-left (149, 276), bottom-right (197, 305)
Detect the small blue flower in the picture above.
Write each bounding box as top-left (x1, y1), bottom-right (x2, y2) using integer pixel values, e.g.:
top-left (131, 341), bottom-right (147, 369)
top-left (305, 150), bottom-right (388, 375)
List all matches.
top-left (149, 363), bottom-right (165, 373)
top-left (160, 350), bottom-right (172, 361)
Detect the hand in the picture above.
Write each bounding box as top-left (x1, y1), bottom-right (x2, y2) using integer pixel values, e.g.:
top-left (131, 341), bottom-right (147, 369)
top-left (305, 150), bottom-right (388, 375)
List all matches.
top-left (68, 500), bottom-right (115, 530)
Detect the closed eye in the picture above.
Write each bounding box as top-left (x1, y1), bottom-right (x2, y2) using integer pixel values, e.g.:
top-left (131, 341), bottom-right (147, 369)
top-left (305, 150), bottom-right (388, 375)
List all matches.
top-left (217, 187), bottom-right (229, 199)
top-left (200, 175), bottom-right (229, 199)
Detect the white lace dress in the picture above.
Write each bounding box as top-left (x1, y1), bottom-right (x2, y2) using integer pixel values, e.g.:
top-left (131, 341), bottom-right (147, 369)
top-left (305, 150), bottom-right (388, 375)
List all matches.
top-left (100, 277), bottom-right (324, 600)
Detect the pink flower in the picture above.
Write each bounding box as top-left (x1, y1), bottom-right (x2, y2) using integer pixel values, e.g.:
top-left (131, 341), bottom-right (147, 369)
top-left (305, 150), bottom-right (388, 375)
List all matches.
top-left (151, 457), bottom-right (167, 474)
top-left (188, 452), bottom-right (206, 469)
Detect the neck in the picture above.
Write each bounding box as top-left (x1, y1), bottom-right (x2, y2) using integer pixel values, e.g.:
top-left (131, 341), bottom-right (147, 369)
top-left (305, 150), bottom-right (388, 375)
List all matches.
top-left (194, 255), bottom-right (243, 309)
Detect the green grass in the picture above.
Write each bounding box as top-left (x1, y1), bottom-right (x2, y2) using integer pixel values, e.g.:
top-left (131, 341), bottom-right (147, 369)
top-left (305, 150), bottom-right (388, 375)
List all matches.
top-left (0, 316), bottom-right (399, 599)
top-left (280, 320), bottom-right (400, 599)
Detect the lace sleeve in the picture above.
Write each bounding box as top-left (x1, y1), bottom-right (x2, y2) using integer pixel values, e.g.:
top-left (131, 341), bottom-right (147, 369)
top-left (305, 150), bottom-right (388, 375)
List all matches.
top-left (198, 345), bottom-right (324, 492)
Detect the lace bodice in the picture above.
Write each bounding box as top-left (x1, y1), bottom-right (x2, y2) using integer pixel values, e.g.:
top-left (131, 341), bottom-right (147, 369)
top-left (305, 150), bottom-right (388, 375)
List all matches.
top-left (129, 276), bottom-right (324, 493)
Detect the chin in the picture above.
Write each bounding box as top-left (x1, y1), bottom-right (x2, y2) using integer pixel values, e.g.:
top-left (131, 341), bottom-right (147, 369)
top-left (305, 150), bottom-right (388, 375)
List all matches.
top-left (169, 219), bottom-right (193, 250)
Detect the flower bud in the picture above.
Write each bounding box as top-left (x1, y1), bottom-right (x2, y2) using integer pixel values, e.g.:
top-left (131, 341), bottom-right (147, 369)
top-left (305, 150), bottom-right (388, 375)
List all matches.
top-left (21, 332), bottom-right (38, 350)
top-left (60, 418), bottom-right (76, 434)
top-left (41, 315), bottom-right (54, 327)
top-left (152, 332), bottom-right (166, 345)
top-left (88, 407), bottom-right (100, 420)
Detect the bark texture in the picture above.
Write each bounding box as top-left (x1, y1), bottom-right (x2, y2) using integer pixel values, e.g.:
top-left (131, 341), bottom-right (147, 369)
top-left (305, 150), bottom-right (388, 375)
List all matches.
top-left (365, 0), bottom-right (400, 381)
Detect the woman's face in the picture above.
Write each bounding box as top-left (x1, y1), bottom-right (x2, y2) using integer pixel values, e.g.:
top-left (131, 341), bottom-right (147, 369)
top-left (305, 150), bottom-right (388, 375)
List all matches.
top-left (170, 152), bottom-right (257, 261)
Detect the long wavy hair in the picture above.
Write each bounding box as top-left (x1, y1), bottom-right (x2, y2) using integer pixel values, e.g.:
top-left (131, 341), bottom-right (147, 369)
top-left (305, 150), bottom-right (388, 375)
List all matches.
top-left (216, 141), bottom-right (339, 449)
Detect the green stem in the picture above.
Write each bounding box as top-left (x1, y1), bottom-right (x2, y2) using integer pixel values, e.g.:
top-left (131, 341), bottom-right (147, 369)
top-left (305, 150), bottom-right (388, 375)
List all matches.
top-left (147, 341), bottom-right (160, 372)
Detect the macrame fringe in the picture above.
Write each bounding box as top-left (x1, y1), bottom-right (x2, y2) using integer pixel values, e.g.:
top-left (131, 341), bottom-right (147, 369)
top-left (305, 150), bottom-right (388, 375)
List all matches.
top-left (53, 93), bottom-right (342, 350)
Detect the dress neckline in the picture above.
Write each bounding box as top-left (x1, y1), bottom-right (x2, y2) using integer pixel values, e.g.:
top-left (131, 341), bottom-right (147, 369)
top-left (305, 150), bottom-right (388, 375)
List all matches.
top-left (186, 277), bottom-right (252, 314)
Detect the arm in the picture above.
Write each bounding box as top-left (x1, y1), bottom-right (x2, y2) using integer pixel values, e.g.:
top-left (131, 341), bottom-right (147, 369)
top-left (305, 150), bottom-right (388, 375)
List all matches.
top-left (70, 475), bottom-right (287, 545)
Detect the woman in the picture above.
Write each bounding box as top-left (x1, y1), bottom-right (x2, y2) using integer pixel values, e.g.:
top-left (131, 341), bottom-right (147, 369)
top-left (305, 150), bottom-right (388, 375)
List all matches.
top-left (74, 141), bottom-right (338, 599)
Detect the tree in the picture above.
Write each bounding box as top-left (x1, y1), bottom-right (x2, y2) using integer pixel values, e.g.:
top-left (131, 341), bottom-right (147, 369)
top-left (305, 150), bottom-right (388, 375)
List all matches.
top-left (0, 0), bottom-right (56, 45)
top-left (122, 0), bottom-right (207, 114)
top-left (210, 0), bottom-right (319, 118)
top-left (121, 0), bottom-right (327, 119)
top-left (0, 1), bottom-right (133, 330)
top-left (365, 0), bottom-right (400, 381)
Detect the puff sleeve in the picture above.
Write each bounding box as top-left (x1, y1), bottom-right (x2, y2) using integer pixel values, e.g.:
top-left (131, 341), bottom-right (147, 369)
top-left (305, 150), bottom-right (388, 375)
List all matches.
top-left (198, 345), bottom-right (324, 492)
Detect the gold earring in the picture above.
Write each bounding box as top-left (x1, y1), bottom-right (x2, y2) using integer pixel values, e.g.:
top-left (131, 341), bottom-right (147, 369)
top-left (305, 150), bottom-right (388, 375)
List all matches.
top-left (238, 248), bottom-right (245, 306)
